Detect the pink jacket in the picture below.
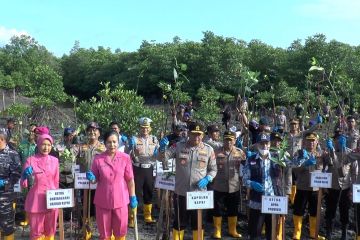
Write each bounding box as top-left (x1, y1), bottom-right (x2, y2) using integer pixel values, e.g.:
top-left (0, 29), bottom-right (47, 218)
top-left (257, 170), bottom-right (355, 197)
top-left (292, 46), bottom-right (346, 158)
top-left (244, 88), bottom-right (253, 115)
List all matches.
top-left (21, 154), bottom-right (59, 213)
top-left (91, 151), bottom-right (134, 209)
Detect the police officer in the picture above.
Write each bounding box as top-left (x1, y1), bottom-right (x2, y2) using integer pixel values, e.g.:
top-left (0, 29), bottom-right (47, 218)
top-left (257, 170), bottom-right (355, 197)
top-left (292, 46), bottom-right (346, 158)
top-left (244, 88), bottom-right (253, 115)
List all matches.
top-left (286, 116), bottom-right (322, 204)
top-left (270, 132), bottom-right (291, 240)
top-left (159, 122), bottom-right (217, 240)
top-left (73, 122), bottom-right (106, 173)
top-left (0, 128), bottom-right (21, 240)
top-left (324, 129), bottom-right (357, 240)
top-left (212, 131), bottom-right (245, 239)
top-left (295, 103), bottom-right (305, 130)
top-left (275, 108), bottom-right (287, 133)
top-left (204, 124), bottom-right (223, 148)
top-left (345, 147), bottom-right (360, 240)
top-left (345, 115), bottom-right (360, 150)
top-left (291, 132), bottom-right (325, 240)
top-left (243, 132), bottom-right (282, 240)
top-left (128, 117), bottom-right (159, 224)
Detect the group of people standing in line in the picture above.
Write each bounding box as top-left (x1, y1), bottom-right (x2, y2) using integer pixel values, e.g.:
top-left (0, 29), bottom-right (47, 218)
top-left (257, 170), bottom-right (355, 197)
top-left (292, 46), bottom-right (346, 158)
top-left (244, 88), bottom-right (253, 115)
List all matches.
top-left (1, 101), bottom-right (360, 240)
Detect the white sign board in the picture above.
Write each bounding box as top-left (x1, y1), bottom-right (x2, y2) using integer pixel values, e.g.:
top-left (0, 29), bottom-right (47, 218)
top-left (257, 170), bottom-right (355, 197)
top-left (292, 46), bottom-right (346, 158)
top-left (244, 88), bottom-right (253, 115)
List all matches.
top-left (310, 172), bottom-right (332, 188)
top-left (155, 173), bottom-right (175, 191)
top-left (13, 179), bottom-right (21, 193)
top-left (261, 196), bottom-right (288, 215)
top-left (71, 164), bottom-right (80, 176)
top-left (353, 184), bottom-right (360, 203)
top-left (186, 191), bottom-right (214, 210)
top-left (153, 159), bottom-right (175, 176)
top-left (46, 188), bottom-right (74, 209)
top-left (74, 173), bottom-right (97, 189)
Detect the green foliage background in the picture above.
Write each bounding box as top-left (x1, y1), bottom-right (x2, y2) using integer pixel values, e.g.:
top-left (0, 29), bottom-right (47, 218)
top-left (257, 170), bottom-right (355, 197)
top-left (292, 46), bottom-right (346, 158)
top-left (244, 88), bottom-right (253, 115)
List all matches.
top-left (76, 82), bottom-right (165, 136)
top-left (1, 32), bottom-right (360, 132)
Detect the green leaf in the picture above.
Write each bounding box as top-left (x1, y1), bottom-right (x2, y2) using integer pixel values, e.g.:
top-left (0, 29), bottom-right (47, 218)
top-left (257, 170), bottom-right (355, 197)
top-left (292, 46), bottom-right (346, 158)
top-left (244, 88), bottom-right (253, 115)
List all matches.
top-left (180, 63), bottom-right (187, 71)
top-left (309, 66), bottom-right (324, 72)
top-left (245, 86), bottom-right (252, 92)
top-left (311, 57), bottom-right (317, 66)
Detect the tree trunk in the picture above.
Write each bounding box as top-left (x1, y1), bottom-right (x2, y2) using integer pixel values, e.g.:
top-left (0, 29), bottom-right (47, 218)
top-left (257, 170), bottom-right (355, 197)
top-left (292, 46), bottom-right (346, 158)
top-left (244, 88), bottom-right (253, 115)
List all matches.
top-left (2, 90), bottom-right (5, 111)
top-left (13, 88), bottom-right (16, 104)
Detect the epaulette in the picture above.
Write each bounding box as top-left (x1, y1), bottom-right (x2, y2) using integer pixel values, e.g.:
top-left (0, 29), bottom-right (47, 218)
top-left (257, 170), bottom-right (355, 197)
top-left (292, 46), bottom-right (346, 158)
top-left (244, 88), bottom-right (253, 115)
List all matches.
top-left (80, 145), bottom-right (89, 151)
top-left (202, 142), bottom-right (213, 149)
top-left (234, 147), bottom-right (243, 152)
top-left (97, 144), bottom-right (106, 152)
top-left (233, 148), bottom-right (245, 158)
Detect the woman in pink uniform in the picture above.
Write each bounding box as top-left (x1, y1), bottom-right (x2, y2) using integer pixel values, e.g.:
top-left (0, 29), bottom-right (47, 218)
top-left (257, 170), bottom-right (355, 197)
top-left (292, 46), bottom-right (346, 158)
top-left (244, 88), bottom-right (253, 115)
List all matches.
top-left (21, 134), bottom-right (59, 240)
top-left (86, 130), bottom-right (137, 240)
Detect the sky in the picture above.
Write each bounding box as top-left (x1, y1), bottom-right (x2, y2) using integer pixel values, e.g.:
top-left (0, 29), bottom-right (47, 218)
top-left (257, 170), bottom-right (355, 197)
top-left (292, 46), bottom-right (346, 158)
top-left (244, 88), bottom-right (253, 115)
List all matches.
top-left (0, 0), bottom-right (359, 57)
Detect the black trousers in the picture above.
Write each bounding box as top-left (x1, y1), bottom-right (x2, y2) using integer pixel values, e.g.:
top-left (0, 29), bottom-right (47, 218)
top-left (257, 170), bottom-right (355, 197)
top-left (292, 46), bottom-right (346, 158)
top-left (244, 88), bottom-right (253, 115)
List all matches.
top-left (325, 188), bottom-right (350, 225)
top-left (173, 194), bottom-right (200, 231)
top-left (213, 190), bottom-right (239, 217)
top-left (248, 208), bottom-right (272, 240)
top-left (134, 166), bottom-right (154, 204)
top-left (293, 189), bottom-right (318, 216)
top-left (0, 196), bottom-right (15, 235)
top-left (356, 204), bottom-right (360, 235)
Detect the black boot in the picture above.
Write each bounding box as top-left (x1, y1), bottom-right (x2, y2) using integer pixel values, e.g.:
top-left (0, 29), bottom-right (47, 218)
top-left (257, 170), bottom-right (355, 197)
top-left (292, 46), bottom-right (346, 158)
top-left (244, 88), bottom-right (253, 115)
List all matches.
top-left (340, 224), bottom-right (348, 240)
top-left (325, 219), bottom-right (333, 240)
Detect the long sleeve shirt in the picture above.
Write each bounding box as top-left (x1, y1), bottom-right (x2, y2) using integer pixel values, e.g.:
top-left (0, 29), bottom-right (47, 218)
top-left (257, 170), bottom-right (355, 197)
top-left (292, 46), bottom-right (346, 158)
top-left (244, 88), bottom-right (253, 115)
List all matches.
top-left (164, 142), bottom-right (217, 196)
top-left (243, 153), bottom-right (275, 210)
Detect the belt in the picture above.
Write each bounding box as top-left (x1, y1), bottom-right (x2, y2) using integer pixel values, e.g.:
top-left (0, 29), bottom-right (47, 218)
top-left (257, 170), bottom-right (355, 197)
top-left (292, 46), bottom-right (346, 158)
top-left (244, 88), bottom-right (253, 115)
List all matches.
top-left (133, 163), bottom-right (153, 168)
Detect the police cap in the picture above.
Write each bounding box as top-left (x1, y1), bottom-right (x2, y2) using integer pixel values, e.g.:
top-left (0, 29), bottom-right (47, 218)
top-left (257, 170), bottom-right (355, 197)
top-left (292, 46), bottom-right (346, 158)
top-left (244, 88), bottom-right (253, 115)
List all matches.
top-left (188, 122), bottom-right (204, 134)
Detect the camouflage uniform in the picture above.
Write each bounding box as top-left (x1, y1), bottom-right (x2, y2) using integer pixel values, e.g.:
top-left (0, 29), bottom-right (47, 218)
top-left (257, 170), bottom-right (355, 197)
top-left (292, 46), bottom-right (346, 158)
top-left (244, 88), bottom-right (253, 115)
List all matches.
top-left (0, 145), bottom-right (21, 236)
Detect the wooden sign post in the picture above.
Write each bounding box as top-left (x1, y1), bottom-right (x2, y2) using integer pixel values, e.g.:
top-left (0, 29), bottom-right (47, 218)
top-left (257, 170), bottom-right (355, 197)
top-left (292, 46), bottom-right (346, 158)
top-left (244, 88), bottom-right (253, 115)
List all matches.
top-left (46, 188), bottom-right (75, 240)
top-left (197, 209), bottom-right (202, 240)
top-left (155, 172), bottom-right (175, 240)
top-left (58, 209), bottom-right (65, 240)
top-left (261, 195), bottom-right (288, 239)
top-left (310, 171), bottom-right (332, 239)
top-left (186, 191), bottom-right (214, 240)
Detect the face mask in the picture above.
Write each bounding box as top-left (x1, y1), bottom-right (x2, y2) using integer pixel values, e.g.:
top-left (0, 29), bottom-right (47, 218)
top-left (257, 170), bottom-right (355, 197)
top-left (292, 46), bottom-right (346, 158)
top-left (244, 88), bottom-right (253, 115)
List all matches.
top-left (259, 149), bottom-right (269, 156)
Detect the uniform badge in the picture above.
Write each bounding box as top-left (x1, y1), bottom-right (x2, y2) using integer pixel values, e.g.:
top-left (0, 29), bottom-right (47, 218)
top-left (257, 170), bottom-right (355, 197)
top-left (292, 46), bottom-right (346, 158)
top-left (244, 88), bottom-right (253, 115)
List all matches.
top-left (180, 159), bottom-right (187, 165)
top-left (198, 160), bottom-right (206, 168)
top-left (233, 152), bottom-right (241, 157)
top-left (199, 150), bottom-right (207, 156)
